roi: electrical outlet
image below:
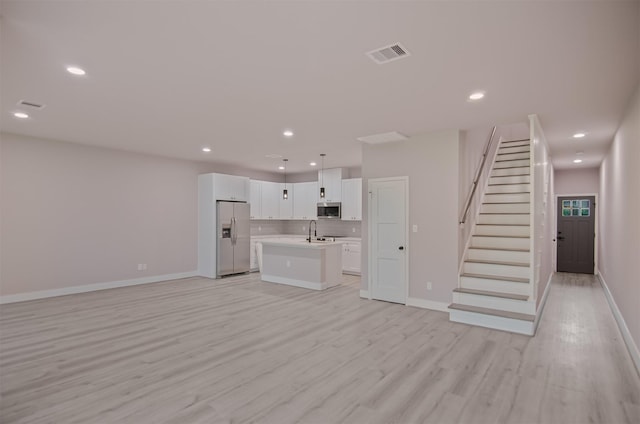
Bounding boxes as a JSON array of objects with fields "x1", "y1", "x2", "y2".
[
  {"x1": 137, "y1": 264, "x2": 143, "y2": 271},
  {"x1": 352, "y1": 227, "x2": 356, "y2": 233},
  {"x1": 302, "y1": 226, "x2": 306, "y2": 231},
  {"x1": 142, "y1": 264, "x2": 147, "y2": 271},
  {"x1": 413, "y1": 224, "x2": 418, "y2": 233},
  {"x1": 286, "y1": 260, "x2": 291, "y2": 268},
  {"x1": 258, "y1": 225, "x2": 262, "y2": 232},
  {"x1": 427, "y1": 281, "x2": 432, "y2": 291}
]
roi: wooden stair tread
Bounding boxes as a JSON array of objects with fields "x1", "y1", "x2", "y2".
[
  {"x1": 495, "y1": 158, "x2": 530, "y2": 162},
  {"x1": 468, "y1": 246, "x2": 530, "y2": 252},
  {"x1": 476, "y1": 223, "x2": 530, "y2": 227},
  {"x1": 465, "y1": 259, "x2": 530, "y2": 267},
  {"x1": 482, "y1": 202, "x2": 530, "y2": 205},
  {"x1": 453, "y1": 288, "x2": 529, "y2": 301},
  {"x1": 488, "y1": 182, "x2": 530, "y2": 186},
  {"x1": 500, "y1": 138, "x2": 531, "y2": 145},
  {"x1": 461, "y1": 273, "x2": 529, "y2": 283},
  {"x1": 491, "y1": 165, "x2": 531, "y2": 170},
  {"x1": 490, "y1": 173, "x2": 530, "y2": 177},
  {"x1": 448, "y1": 303, "x2": 535, "y2": 322},
  {"x1": 472, "y1": 234, "x2": 530, "y2": 239},
  {"x1": 485, "y1": 192, "x2": 530, "y2": 195},
  {"x1": 479, "y1": 212, "x2": 530, "y2": 215}
]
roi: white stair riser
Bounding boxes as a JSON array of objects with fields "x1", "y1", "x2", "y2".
[
  {"x1": 475, "y1": 225, "x2": 530, "y2": 237},
  {"x1": 453, "y1": 293, "x2": 536, "y2": 315},
  {"x1": 484, "y1": 193, "x2": 530, "y2": 203},
  {"x1": 498, "y1": 146, "x2": 530, "y2": 155},
  {"x1": 481, "y1": 203, "x2": 530, "y2": 214},
  {"x1": 486, "y1": 184, "x2": 530, "y2": 194},
  {"x1": 467, "y1": 248, "x2": 530, "y2": 263},
  {"x1": 493, "y1": 159, "x2": 530, "y2": 169},
  {"x1": 496, "y1": 152, "x2": 530, "y2": 161},
  {"x1": 491, "y1": 167, "x2": 530, "y2": 177},
  {"x1": 449, "y1": 309, "x2": 534, "y2": 335},
  {"x1": 471, "y1": 236, "x2": 530, "y2": 250},
  {"x1": 478, "y1": 214, "x2": 530, "y2": 225},
  {"x1": 500, "y1": 141, "x2": 530, "y2": 149},
  {"x1": 463, "y1": 262, "x2": 530, "y2": 279},
  {"x1": 460, "y1": 276, "x2": 530, "y2": 295},
  {"x1": 489, "y1": 175, "x2": 530, "y2": 185}
]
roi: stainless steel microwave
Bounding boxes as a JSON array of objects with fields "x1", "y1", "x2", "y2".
[{"x1": 317, "y1": 202, "x2": 341, "y2": 219}]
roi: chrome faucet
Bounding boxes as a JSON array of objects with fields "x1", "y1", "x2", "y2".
[{"x1": 308, "y1": 220, "x2": 317, "y2": 243}]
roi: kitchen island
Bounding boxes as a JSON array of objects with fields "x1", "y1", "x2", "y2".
[{"x1": 260, "y1": 239, "x2": 343, "y2": 290}]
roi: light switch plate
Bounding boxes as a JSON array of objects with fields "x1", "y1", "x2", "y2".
[{"x1": 412, "y1": 224, "x2": 418, "y2": 233}]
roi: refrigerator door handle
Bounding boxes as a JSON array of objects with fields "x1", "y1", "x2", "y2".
[{"x1": 231, "y1": 217, "x2": 237, "y2": 245}]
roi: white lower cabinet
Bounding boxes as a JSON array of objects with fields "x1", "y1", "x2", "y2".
[
  {"x1": 250, "y1": 239, "x2": 259, "y2": 272},
  {"x1": 342, "y1": 241, "x2": 361, "y2": 275}
]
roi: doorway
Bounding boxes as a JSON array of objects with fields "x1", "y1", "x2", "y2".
[
  {"x1": 368, "y1": 177, "x2": 408, "y2": 304},
  {"x1": 557, "y1": 195, "x2": 595, "y2": 274}
]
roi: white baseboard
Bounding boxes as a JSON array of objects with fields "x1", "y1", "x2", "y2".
[
  {"x1": 359, "y1": 290, "x2": 370, "y2": 299},
  {"x1": 0, "y1": 271, "x2": 199, "y2": 304},
  {"x1": 532, "y1": 272, "x2": 553, "y2": 335},
  {"x1": 598, "y1": 273, "x2": 640, "y2": 376},
  {"x1": 406, "y1": 297, "x2": 450, "y2": 313}
]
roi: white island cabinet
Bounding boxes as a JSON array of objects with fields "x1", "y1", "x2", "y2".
[{"x1": 261, "y1": 240, "x2": 343, "y2": 290}]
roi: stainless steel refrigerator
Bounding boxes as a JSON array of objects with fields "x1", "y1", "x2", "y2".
[{"x1": 216, "y1": 201, "x2": 250, "y2": 277}]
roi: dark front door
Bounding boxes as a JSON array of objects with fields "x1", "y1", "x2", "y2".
[{"x1": 557, "y1": 196, "x2": 595, "y2": 274}]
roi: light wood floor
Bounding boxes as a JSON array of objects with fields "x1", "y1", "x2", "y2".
[{"x1": 1, "y1": 272, "x2": 639, "y2": 424}]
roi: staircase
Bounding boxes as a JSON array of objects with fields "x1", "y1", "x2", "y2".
[{"x1": 450, "y1": 138, "x2": 536, "y2": 335}]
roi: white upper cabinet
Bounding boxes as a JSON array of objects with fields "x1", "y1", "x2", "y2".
[
  {"x1": 317, "y1": 168, "x2": 343, "y2": 202},
  {"x1": 249, "y1": 180, "x2": 262, "y2": 219},
  {"x1": 341, "y1": 178, "x2": 362, "y2": 221},
  {"x1": 214, "y1": 173, "x2": 249, "y2": 201},
  {"x1": 260, "y1": 181, "x2": 280, "y2": 219},
  {"x1": 293, "y1": 181, "x2": 318, "y2": 220},
  {"x1": 279, "y1": 183, "x2": 294, "y2": 219}
]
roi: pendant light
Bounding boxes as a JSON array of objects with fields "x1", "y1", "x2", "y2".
[
  {"x1": 282, "y1": 159, "x2": 289, "y2": 200},
  {"x1": 319, "y1": 153, "x2": 326, "y2": 199}
]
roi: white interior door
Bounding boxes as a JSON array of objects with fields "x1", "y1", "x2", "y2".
[{"x1": 369, "y1": 177, "x2": 408, "y2": 304}]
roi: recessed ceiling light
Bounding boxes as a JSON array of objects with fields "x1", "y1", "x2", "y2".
[
  {"x1": 202, "y1": 147, "x2": 211, "y2": 153},
  {"x1": 310, "y1": 162, "x2": 317, "y2": 166},
  {"x1": 468, "y1": 91, "x2": 485, "y2": 101},
  {"x1": 66, "y1": 66, "x2": 86, "y2": 76},
  {"x1": 265, "y1": 154, "x2": 283, "y2": 159},
  {"x1": 13, "y1": 112, "x2": 29, "y2": 119},
  {"x1": 573, "y1": 159, "x2": 583, "y2": 163},
  {"x1": 573, "y1": 132, "x2": 586, "y2": 138},
  {"x1": 283, "y1": 130, "x2": 294, "y2": 137},
  {"x1": 278, "y1": 166, "x2": 285, "y2": 170}
]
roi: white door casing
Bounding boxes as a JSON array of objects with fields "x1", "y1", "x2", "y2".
[{"x1": 368, "y1": 177, "x2": 409, "y2": 304}]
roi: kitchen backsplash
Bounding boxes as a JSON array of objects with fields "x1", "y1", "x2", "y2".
[
  {"x1": 251, "y1": 219, "x2": 362, "y2": 238},
  {"x1": 250, "y1": 220, "x2": 285, "y2": 236},
  {"x1": 284, "y1": 220, "x2": 362, "y2": 238}
]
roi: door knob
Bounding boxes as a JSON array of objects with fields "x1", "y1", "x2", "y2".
[
  {"x1": 557, "y1": 236, "x2": 565, "y2": 240},
  {"x1": 399, "y1": 246, "x2": 404, "y2": 250}
]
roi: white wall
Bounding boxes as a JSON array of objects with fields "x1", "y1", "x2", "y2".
[
  {"x1": 361, "y1": 129, "x2": 460, "y2": 305},
  {"x1": 554, "y1": 168, "x2": 599, "y2": 195},
  {"x1": 529, "y1": 115, "x2": 555, "y2": 306},
  {"x1": 0, "y1": 133, "x2": 279, "y2": 297},
  {"x1": 598, "y1": 85, "x2": 640, "y2": 363}
]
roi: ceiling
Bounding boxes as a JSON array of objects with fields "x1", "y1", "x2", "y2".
[{"x1": 1, "y1": 1, "x2": 638, "y2": 173}]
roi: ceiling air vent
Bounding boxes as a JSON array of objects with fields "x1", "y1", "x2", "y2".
[
  {"x1": 366, "y1": 43, "x2": 410, "y2": 64},
  {"x1": 17, "y1": 100, "x2": 45, "y2": 109}
]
